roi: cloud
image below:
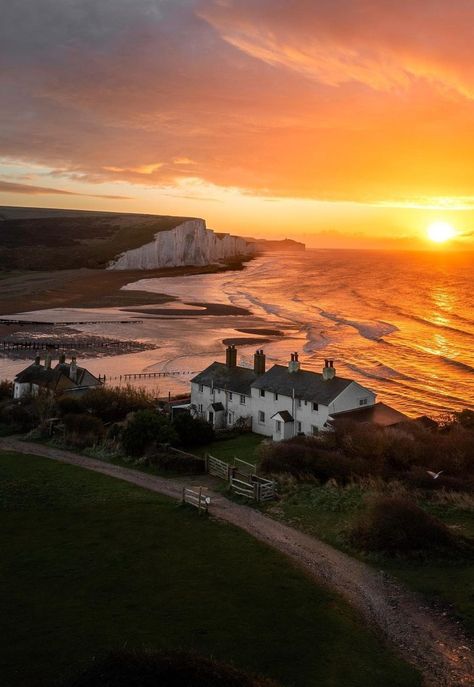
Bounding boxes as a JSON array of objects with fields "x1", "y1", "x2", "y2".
[
  {"x1": 0, "y1": 180, "x2": 132, "y2": 200},
  {"x1": 1, "y1": 0, "x2": 474, "y2": 206}
]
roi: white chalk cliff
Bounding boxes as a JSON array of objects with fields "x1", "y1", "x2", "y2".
[{"x1": 108, "y1": 219, "x2": 255, "y2": 270}]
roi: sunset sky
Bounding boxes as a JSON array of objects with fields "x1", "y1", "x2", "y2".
[{"x1": 2, "y1": 0, "x2": 474, "y2": 248}]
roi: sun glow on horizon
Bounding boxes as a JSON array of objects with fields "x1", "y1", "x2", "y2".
[{"x1": 427, "y1": 221, "x2": 457, "y2": 243}]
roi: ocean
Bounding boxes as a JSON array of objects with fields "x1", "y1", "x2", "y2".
[{"x1": 2, "y1": 250, "x2": 473, "y2": 417}]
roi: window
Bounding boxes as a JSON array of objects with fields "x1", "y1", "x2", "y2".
[
  {"x1": 296, "y1": 398, "x2": 302, "y2": 407},
  {"x1": 228, "y1": 411, "x2": 234, "y2": 424},
  {"x1": 297, "y1": 421, "x2": 302, "y2": 433},
  {"x1": 359, "y1": 398, "x2": 368, "y2": 406},
  {"x1": 199, "y1": 384, "x2": 204, "y2": 393},
  {"x1": 198, "y1": 404, "x2": 203, "y2": 413},
  {"x1": 276, "y1": 420, "x2": 282, "y2": 433},
  {"x1": 274, "y1": 392, "x2": 279, "y2": 401},
  {"x1": 311, "y1": 425, "x2": 318, "y2": 435},
  {"x1": 312, "y1": 402, "x2": 319, "y2": 412},
  {"x1": 217, "y1": 388, "x2": 221, "y2": 394},
  {"x1": 258, "y1": 410, "x2": 265, "y2": 424},
  {"x1": 240, "y1": 395, "x2": 246, "y2": 404},
  {"x1": 260, "y1": 389, "x2": 265, "y2": 397},
  {"x1": 229, "y1": 392, "x2": 233, "y2": 400}
]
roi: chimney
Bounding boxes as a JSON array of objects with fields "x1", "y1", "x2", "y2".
[
  {"x1": 288, "y1": 351, "x2": 300, "y2": 374},
  {"x1": 70, "y1": 355, "x2": 78, "y2": 383},
  {"x1": 322, "y1": 359, "x2": 336, "y2": 381},
  {"x1": 225, "y1": 344, "x2": 237, "y2": 369},
  {"x1": 44, "y1": 353, "x2": 52, "y2": 370},
  {"x1": 34, "y1": 355, "x2": 41, "y2": 366},
  {"x1": 253, "y1": 349, "x2": 266, "y2": 375},
  {"x1": 59, "y1": 352, "x2": 66, "y2": 365}
]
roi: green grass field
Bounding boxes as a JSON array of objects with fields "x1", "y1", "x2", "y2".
[
  {"x1": 196, "y1": 433, "x2": 265, "y2": 465},
  {"x1": 271, "y1": 482, "x2": 474, "y2": 635},
  {"x1": 0, "y1": 451, "x2": 420, "y2": 687}
]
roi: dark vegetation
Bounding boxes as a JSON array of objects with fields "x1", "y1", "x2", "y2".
[
  {"x1": 0, "y1": 452, "x2": 419, "y2": 687},
  {"x1": 0, "y1": 211, "x2": 193, "y2": 269},
  {"x1": 258, "y1": 415, "x2": 474, "y2": 492},
  {"x1": 349, "y1": 496, "x2": 472, "y2": 558},
  {"x1": 63, "y1": 649, "x2": 280, "y2": 687}
]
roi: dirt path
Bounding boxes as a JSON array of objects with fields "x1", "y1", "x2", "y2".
[{"x1": 1, "y1": 437, "x2": 473, "y2": 687}]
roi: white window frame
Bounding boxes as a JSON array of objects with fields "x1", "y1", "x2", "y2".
[
  {"x1": 258, "y1": 410, "x2": 265, "y2": 424},
  {"x1": 312, "y1": 402, "x2": 319, "y2": 412},
  {"x1": 311, "y1": 425, "x2": 318, "y2": 435},
  {"x1": 240, "y1": 395, "x2": 246, "y2": 405},
  {"x1": 199, "y1": 384, "x2": 204, "y2": 393},
  {"x1": 260, "y1": 389, "x2": 265, "y2": 397},
  {"x1": 297, "y1": 421, "x2": 302, "y2": 433},
  {"x1": 276, "y1": 420, "x2": 282, "y2": 433},
  {"x1": 359, "y1": 398, "x2": 368, "y2": 406}
]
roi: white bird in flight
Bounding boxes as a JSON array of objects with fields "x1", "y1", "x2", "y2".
[{"x1": 427, "y1": 470, "x2": 444, "y2": 479}]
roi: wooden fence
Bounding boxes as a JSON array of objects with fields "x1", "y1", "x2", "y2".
[
  {"x1": 182, "y1": 487, "x2": 210, "y2": 514},
  {"x1": 205, "y1": 453, "x2": 276, "y2": 502},
  {"x1": 206, "y1": 453, "x2": 232, "y2": 481}
]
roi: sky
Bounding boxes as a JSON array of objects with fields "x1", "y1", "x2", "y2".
[{"x1": 1, "y1": 0, "x2": 474, "y2": 248}]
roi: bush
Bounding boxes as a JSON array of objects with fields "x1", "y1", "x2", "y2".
[
  {"x1": 173, "y1": 413, "x2": 214, "y2": 447},
  {"x1": 349, "y1": 496, "x2": 470, "y2": 558},
  {"x1": 81, "y1": 385, "x2": 155, "y2": 423},
  {"x1": 258, "y1": 436, "x2": 369, "y2": 484},
  {"x1": 0, "y1": 402, "x2": 36, "y2": 433},
  {"x1": 63, "y1": 649, "x2": 280, "y2": 687},
  {"x1": 121, "y1": 410, "x2": 178, "y2": 457},
  {"x1": 0, "y1": 379, "x2": 13, "y2": 400},
  {"x1": 56, "y1": 395, "x2": 84, "y2": 416},
  {"x1": 63, "y1": 413, "x2": 105, "y2": 449},
  {"x1": 147, "y1": 449, "x2": 206, "y2": 474}
]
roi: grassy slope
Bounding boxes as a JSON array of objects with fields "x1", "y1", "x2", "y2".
[
  {"x1": 270, "y1": 482, "x2": 474, "y2": 636},
  {"x1": 0, "y1": 451, "x2": 420, "y2": 687},
  {"x1": 0, "y1": 209, "x2": 195, "y2": 270},
  {"x1": 195, "y1": 433, "x2": 265, "y2": 465}
]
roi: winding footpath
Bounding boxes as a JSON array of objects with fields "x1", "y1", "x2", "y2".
[{"x1": 1, "y1": 436, "x2": 473, "y2": 687}]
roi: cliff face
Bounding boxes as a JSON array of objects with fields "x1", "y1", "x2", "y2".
[{"x1": 108, "y1": 219, "x2": 255, "y2": 270}]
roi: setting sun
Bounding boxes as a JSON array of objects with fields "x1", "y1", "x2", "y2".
[{"x1": 427, "y1": 221, "x2": 457, "y2": 243}]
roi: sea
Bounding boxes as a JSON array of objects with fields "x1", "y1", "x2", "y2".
[{"x1": 1, "y1": 250, "x2": 474, "y2": 417}]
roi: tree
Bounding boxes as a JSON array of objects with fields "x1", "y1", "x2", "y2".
[
  {"x1": 173, "y1": 413, "x2": 214, "y2": 447},
  {"x1": 122, "y1": 410, "x2": 177, "y2": 457}
]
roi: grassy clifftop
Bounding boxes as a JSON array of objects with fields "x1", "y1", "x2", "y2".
[{"x1": 0, "y1": 207, "x2": 196, "y2": 270}]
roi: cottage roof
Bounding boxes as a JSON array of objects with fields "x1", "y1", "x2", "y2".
[
  {"x1": 191, "y1": 362, "x2": 257, "y2": 396},
  {"x1": 329, "y1": 402, "x2": 408, "y2": 427},
  {"x1": 211, "y1": 402, "x2": 225, "y2": 412},
  {"x1": 271, "y1": 410, "x2": 294, "y2": 423},
  {"x1": 15, "y1": 360, "x2": 100, "y2": 391},
  {"x1": 251, "y1": 364, "x2": 353, "y2": 405}
]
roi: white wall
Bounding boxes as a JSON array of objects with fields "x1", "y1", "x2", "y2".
[
  {"x1": 13, "y1": 382, "x2": 39, "y2": 399},
  {"x1": 191, "y1": 378, "x2": 376, "y2": 440}
]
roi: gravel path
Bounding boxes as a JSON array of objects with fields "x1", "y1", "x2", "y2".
[{"x1": 1, "y1": 437, "x2": 473, "y2": 687}]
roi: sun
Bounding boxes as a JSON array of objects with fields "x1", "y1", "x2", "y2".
[{"x1": 427, "y1": 221, "x2": 457, "y2": 243}]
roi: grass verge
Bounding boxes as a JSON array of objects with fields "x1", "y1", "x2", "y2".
[{"x1": 0, "y1": 450, "x2": 420, "y2": 687}]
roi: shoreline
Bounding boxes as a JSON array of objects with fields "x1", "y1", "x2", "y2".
[{"x1": 0, "y1": 257, "x2": 251, "y2": 317}]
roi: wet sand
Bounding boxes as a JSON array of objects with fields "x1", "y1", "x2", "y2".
[
  {"x1": 124, "y1": 302, "x2": 251, "y2": 317},
  {"x1": 0, "y1": 261, "x2": 248, "y2": 316}
]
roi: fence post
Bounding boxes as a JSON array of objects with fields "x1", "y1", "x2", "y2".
[
  {"x1": 198, "y1": 487, "x2": 202, "y2": 515},
  {"x1": 182, "y1": 487, "x2": 186, "y2": 504}
]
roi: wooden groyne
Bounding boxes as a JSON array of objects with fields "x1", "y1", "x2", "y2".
[
  {"x1": 0, "y1": 319, "x2": 144, "y2": 326},
  {"x1": 1, "y1": 340, "x2": 139, "y2": 352},
  {"x1": 98, "y1": 370, "x2": 199, "y2": 382}
]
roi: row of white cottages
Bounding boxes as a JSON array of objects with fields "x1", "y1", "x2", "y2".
[{"x1": 190, "y1": 346, "x2": 407, "y2": 441}]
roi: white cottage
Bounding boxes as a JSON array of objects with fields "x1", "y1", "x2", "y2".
[{"x1": 190, "y1": 346, "x2": 377, "y2": 440}]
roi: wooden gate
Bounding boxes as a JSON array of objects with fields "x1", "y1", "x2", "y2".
[
  {"x1": 182, "y1": 487, "x2": 210, "y2": 514},
  {"x1": 206, "y1": 453, "x2": 231, "y2": 481}
]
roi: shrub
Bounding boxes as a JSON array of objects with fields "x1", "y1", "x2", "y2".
[
  {"x1": 63, "y1": 649, "x2": 280, "y2": 687},
  {"x1": 0, "y1": 402, "x2": 36, "y2": 433},
  {"x1": 56, "y1": 395, "x2": 84, "y2": 416},
  {"x1": 0, "y1": 379, "x2": 13, "y2": 400},
  {"x1": 121, "y1": 410, "x2": 178, "y2": 457},
  {"x1": 173, "y1": 413, "x2": 214, "y2": 447},
  {"x1": 81, "y1": 385, "x2": 155, "y2": 423},
  {"x1": 63, "y1": 413, "x2": 105, "y2": 449},
  {"x1": 258, "y1": 436, "x2": 369, "y2": 484},
  {"x1": 349, "y1": 496, "x2": 470, "y2": 557},
  {"x1": 147, "y1": 449, "x2": 206, "y2": 474}
]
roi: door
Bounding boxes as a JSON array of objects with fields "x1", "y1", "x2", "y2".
[{"x1": 208, "y1": 411, "x2": 214, "y2": 425}]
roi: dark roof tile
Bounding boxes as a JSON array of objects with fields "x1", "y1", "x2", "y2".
[
  {"x1": 252, "y1": 365, "x2": 353, "y2": 405},
  {"x1": 191, "y1": 362, "x2": 257, "y2": 396}
]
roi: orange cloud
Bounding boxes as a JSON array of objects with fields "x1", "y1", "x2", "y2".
[{"x1": 1, "y1": 0, "x2": 474, "y2": 214}]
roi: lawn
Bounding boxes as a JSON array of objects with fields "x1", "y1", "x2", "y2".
[
  {"x1": 0, "y1": 451, "x2": 420, "y2": 687},
  {"x1": 269, "y1": 481, "x2": 474, "y2": 635},
  {"x1": 195, "y1": 432, "x2": 265, "y2": 465}
]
